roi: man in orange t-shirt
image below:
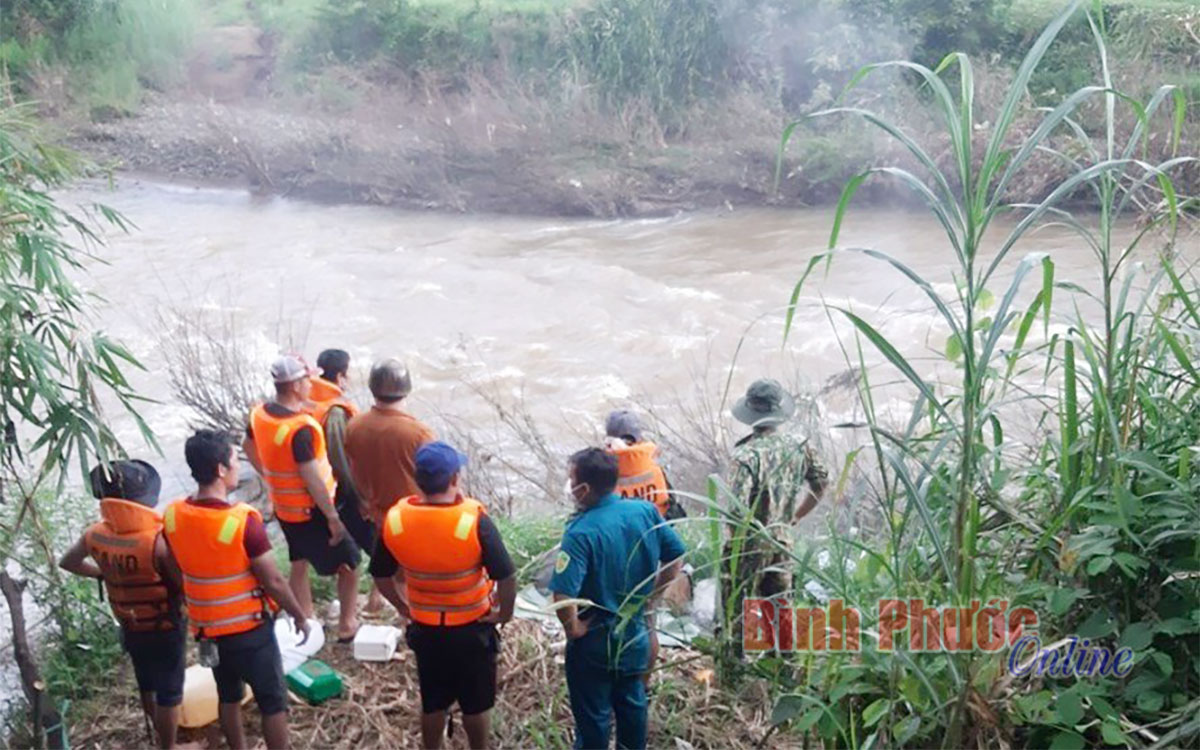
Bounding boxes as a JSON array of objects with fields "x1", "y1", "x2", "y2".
[{"x1": 344, "y1": 358, "x2": 436, "y2": 523}]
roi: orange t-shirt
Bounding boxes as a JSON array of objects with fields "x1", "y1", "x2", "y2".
[{"x1": 344, "y1": 406, "x2": 436, "y2": 520}]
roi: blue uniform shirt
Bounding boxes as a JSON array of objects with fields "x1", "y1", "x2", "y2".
[{"x1": 549, "y1": 493, "x2": 686, "y2": 627}]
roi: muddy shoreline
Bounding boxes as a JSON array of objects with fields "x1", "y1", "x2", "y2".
[{"x1": 61, "y1": 94, "x2": 876, "y2": 218}]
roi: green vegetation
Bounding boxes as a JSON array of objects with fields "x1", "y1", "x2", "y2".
[
  {"x1": 0, "y1": 102, "x2": 150, "y2": 745},
  {"x1": 4, "y1": 0, "x2": 1197, "y2": 127},
  {"x1": 1, "y1": 0, "x2": 1197, "y2": 205},
  {"x1": 706, "y1": 1, "x2": 1198, "y2": 746},
  {"x1": 1, "y1": 0, "x2": 195, "y2": 114}
]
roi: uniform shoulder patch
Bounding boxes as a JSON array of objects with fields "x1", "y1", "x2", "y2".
[{"x1": 554, "y1": 550, "x2": 571, "y2": 574}]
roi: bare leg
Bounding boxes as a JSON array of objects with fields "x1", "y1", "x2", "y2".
[
  {"x1": 154, "y1": 703, "x2": 179, "y2": 749},
  {"x1": 462, "y1": 711, "x2": 491, "y2": 750},
  {"x1": 289, "y1": 559, "x2": 313, "y2": 619},
  {"x1": 420, "y1": 710, "x2": 447, "y2": 750},
  {"x1": 336, "y1": 564, "x2": 360, "y2": 639},
  {"x1": 218, "y1": 703, "x2": 246, "y2": 750},
  {"x1": 364, "y1": 583, "x2": 384, "y2": 616},
  {"x1": 261, "y1": 710, "x2": 290, "y2": 750},
  {"x1": 139, "y1": 691, "x2": 155, "y2": 722}
]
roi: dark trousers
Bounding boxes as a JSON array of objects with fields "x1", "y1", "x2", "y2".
[{"x1": 565, "y1": 624, "x2": 650, "y2": 750}]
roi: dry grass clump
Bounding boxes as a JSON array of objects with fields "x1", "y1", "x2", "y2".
[{"x1": 67, "y1": 619, "x2": 774, "y2": 749}]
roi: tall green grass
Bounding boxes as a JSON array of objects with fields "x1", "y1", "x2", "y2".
[
  {"x1": 704, "y1": 0, "x2": 1200, "y2": 746},
  {"x1": 0, "y1": 0, "x2": 195, "y2": 113}
]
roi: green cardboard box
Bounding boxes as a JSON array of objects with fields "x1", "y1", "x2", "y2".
[{"x1": 285, "y1": 659, "x2": 343, "y2": 704}]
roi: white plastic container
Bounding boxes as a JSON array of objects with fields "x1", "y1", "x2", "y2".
[{"x1": 353, "y1": 624, "x2": 403, "y2": 662}]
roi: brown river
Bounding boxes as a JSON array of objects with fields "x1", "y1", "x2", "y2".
[{"x1": 60, "y1": 176, "x2": 1158, "y2": 497}]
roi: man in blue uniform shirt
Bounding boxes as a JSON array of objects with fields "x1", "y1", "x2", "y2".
[{"x1": 550, "y1": 448, "x2": 686, "y2": 750}]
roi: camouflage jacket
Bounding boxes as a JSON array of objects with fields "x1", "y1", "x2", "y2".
[{"x1": 728, "y1": 431, "x2": 829, "y2": 536}]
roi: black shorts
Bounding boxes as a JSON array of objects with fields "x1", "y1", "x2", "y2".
[
  {"x1": 279, "y1": 512, "x2": 361, "y2": 576},
  {"x1": 212, "y1": 622, "x2": 288, "y2": 715},
  {"x1": 406, "y1": 622, "x2": 499, "y2": 715},
  {"x1": 335, "y1": 487, "x2": 377, "y2": 552},
  {"x1": 123, "y1": 626, "x2": 186, "y2": 707}
]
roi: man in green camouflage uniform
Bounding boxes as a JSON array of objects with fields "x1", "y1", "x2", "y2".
[{"x1": 721, "y1": 379, "x2": 829, "y2": 663}]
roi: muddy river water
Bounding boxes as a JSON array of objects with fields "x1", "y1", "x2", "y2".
[{"x1": 55, "y1": 176, "x2": 1154, "y2": 499}]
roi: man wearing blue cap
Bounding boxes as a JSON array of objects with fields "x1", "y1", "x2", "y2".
[{"x1": 371, "y1": 441, "x2": 517, "y2": 750}]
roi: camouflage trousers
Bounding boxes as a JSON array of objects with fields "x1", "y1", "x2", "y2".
[{"x1": 717, "y1": 532, "x2": 792, "y2": 667}]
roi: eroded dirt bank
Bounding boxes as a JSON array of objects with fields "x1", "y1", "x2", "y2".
[
  {"x1": 55, "y1": 24, "x2": 867, "y2": 217},
  {"x1": 68, "y1": 93, "x2": 817, "y2": 217}
]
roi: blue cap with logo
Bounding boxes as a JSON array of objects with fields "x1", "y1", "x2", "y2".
[{"x1": 415, "y1": 441, "x2": 468, "y2": 489}]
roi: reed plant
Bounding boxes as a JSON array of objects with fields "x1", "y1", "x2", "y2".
[{"x1": 691, "y1": 0, "x2": 1200, "y2": 746}]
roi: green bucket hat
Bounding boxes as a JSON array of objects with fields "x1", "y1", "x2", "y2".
[{"x1": 732, "y1": 378, "x2": 795, "y2": 427}]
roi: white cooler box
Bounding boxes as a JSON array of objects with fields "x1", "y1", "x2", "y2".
[{"x1": 353, "y1": 624, "x2": 403, "y2": 661}]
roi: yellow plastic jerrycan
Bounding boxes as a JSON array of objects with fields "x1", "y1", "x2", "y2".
[{"x1": 179, "y1": 665, "x2": 251, "y2": 728}]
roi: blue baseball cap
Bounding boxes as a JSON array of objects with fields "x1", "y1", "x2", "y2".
[{"x1": 414, "y1": 441, "x2": 467, "y2": 489}]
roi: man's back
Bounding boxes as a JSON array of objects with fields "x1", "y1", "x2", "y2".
[
  {"x1": 552, "y1": 495, "x2": 684, "y2": 626},
  {"x1": 730, "y1": 431, "x2": 828, "y2": 529},
  {"x1": 344, "y1": 406, "x2": 434, "y2": 518}
]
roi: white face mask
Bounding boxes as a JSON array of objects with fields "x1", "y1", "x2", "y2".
[{"x1": 565, "y1": 479, "x2": 590, "y2": 505}]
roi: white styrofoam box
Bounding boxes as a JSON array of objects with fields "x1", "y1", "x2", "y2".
[{"x1": 353, "y1": 624, "x2": 403, "y2": 662}]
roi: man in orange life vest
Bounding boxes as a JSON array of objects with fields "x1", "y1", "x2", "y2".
[
  {"x1": 603, "y1": 409, "x2": 682, "y2": 520},
  {"x1": 371, "y1": 441, "x2": 518, "y2": 750},
  {"x1": 60, "y1": 460, "x2": 184, "y2": 749},
  {"x1": 603, "y1": 409, "x2": 687, "y2": 689},
  {"x1": 308, "y1": 348, "x2": 383, "y2": 613},
  {"x1": 165, "y1": 429, "x2": 311, "y2": 750},
  {"x1": 244, "y1": 355, "x2": 361, "y2": 642}
]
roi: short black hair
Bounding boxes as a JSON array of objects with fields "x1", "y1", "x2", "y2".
[
  {"x1": 186, "y1": 429, "x2": 234, "y2": 485},
  {"x1": 569, "y1": 447, "x2": 619, "y2": 496},
  {"x1": 317, "y1": 349, "x2": 350, "y2": 382},
  {"x1": 416, "y1": 470, "x2": 456, "y2": 496}
]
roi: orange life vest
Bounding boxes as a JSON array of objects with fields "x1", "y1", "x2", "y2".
[
  {"x1": 381, "y1": 496, "x2": 495, "y2": 627},
  {"x1": 164, "y1": 500, "x2": 278, "y2": 638},
  {"x1": 307, "y1": 376, "x2": 358, "y2": 428},
  {"x1": 249, "y1": 403, "x2": 336, "y2": 523},
  {"x1": 83, "y1": 499, "x2": 176, "y2": 633},
  {"x1": 608, "y1": 441, "x2": 671, "y2": 517}
]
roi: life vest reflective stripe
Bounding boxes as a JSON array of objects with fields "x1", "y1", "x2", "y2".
[
  {"x1": 183, "y1": 571, "x2": 255, "y2": 586},
  {"x1": 306, "y1": 377, "x2": 358, "y2": 429},
  {"x1": 380, "y1": 496, "x2": 494, "y2": 627},
  {"x1": 249, "y1": 404, "x2": 336, "y2": 523},
  {"x1": 84, "y1": 499, "x2": 176, "y2": 633},
  {"x1": 405, "y1": 566, "x2": 484, "y2": 581},
  {"x1": 608, "y1": 441, "x2": 671, "y2": 517},
  {"x1": 164, "y1": 501, "x2": 278, "y2": 638},
  {"x1": 617, "y1": 470, "x2": 658, "y2": 488}
]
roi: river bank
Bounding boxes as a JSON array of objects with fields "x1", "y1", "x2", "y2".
[
  {"x1": 64, "y1": 91, "x2": 799, "y2": 217},
  {"x1": 8, "y1": 0, "x2": 1192, "y2": 217},
  {"x1": 61, "y1": 618, "x2": 751, "y2": 749}
]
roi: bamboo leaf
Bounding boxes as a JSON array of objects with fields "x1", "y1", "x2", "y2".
[
  {"x1": 833, "y1": 307, "x2": 955, "y2": 429},
  {"x1": 829, "y1": 173, "x2": 870, "y2": 248},
  {"x1": 783, "y1": 252, "x2": 834, "y2": 343},
  {"x1": 1171, "y1": 88, "x2": 1186, "y2": 156}
]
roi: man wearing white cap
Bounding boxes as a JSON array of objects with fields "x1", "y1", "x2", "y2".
[{"x1": 244, "y1": 355, "x2": 361, "y2": 642}]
